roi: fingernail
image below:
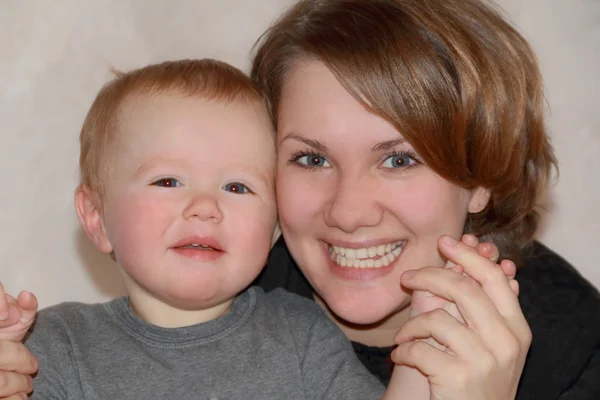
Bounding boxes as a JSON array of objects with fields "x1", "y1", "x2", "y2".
[
  {"x1": 441, "y1": 235, "x2": 458, "y2": 247},
  {"x1": 0, "y1": 310, "x2": 8, "y2": 321},
  {"x1": 403, "y1": 270, "x2": 416, "y2": 279}
]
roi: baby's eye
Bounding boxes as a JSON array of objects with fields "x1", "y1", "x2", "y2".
[
  {"x1": 223, "y1": 182, "x2": 250, "y2": 194},
  {"x1": 295, "y1": 154, "x2": 331, "y2": 168},
  {"x1": 151, "y1": 178, "x2": 181, "y2": 187},
  {"x1": 381, "y1": 152, "x2": 418, "y2": 169}
]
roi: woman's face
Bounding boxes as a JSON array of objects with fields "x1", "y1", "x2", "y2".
[{"x1": 276, "y1": 61, "x2": 489, "y2": 324}]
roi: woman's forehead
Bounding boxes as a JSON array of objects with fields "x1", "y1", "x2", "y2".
[{"x1": 277, "y1": 61, "x2": 404, "y2": 144}]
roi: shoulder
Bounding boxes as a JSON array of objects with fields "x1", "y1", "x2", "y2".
[
  {"x1": 518, "y1": 241, "x2": 600, "y2": 329},
  {"x1": 516, "y1": 242, "x2": 600, "y2": 398},
  {"x1": 30, "y1": 299, "x2": 121, "y2": 339}
]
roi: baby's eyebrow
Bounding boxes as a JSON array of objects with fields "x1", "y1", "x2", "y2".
[
  {"x1": 133, "y1": 157, "x2": 185, "y2": 178},
  {"x1": 371, "y1": 138, "x2": 407, "y2": 152},
  {"x1": 279, "y1": 133, "x2": 328, "y2": 152}
]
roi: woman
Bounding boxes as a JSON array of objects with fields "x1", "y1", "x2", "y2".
[
  {"x1": 1, "y1": 0, "x2": 598, "y2": 398},
  {"x1": 251, "y1": 0, "x2": 600, "y2": 398}
]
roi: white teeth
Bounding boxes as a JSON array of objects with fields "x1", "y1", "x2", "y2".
[
  {"x1": 346, "y1": 248, "x2": 356, "y2": 260},
  {"x1": 356, "y1": 248, "x2": 368, "y2": 259},
  {"x1": 329, "y1": 241, "x2": 404, "y2": 268}
]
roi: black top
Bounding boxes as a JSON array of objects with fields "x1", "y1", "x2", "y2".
[{"x1": 255, "y1": 238, "x2": 600, "y2": 399}]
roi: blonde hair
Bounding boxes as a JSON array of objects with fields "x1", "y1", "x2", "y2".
[
  {"x1": 79, "y1": 59, "x2": 264, "y2": 204},
  {"x1": 252, "y1": 0, "x2": 557, "y2": 263}
]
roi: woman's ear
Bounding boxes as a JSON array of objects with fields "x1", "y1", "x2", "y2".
[
  {"x1": 75, "y1": 185, "x2": 113, "y2": 254},
  {"x1": 468, "y1": 186, "x2": 491, "y2": 214}
]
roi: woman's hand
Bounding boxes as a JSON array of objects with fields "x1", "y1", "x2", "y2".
[
  {"x1": 0, "y1": 340, "x2": 37, "y2": 399},
  {"x1": 0, "y1": 284, "x2": 38, "y2": 342},
  {"x1": 410, "y1": 234, "x2": 518, "y2": 335},
  {"x1": 392, "y1": 235, "x2": 531, "y2": 400},
  {"x1": 0, "y1": 284, "x2": 38, "y2": 399}
]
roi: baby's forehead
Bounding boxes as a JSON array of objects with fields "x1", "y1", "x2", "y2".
[
  {"x1": 117, "y1": 92, "x2": 271, "y2": 134},
  {"x1": 113, "y1": 92, "x2": 276, "y2": 167}
]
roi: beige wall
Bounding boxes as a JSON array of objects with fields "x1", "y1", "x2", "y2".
[{"x1": 1, "y1": 0, "x2": 598, "y2": 309}]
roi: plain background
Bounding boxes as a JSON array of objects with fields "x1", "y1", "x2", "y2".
[{"x1": 1, "y1": 0, "x2": 598, "y2": 309}]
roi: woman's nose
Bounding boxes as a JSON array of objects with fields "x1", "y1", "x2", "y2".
[
  {"x1": 182, "y1": 193, "x2": 224, "y2": 223},
  {"x1": 324, "y1": 173, "x2": 383, "y2": 233}
]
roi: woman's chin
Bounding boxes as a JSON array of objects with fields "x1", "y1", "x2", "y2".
[{"x1": 321, "y1": 290, "x2": 411, "y2": 326}]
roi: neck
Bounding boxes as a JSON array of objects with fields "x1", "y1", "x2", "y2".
[
  {"x1": 128, "y1": 294, "x2": 233, "y2": 328},
  {"x1": 314, "y1": 293, "x2": 411, "y2": 347},
  {"x1": 121, "y1": 272, "x2": 233, "y2": 328}
]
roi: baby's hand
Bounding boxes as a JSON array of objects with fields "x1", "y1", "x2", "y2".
[{"x1": 0, "y1": 283, "x2": 38, "y2": 342}]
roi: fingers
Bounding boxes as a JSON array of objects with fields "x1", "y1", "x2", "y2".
[
  {"x1": 395, "y1": 309, "x2": 488, "y2": 361},
  {"x1": 437, "y1": 235, "x2": 521, "y2": 318},
  {"x1": 0, "y1": 342, "x2": 35, "y2": 397},
  {"x1": 0, "y1": 283, "x2": 8, "y2": 322},
  {"x1": 475, "y1": 241, "x2": 499, "y2": 263},
  {"x1": 460, "y1": 236, "x2": 519, "y2": 295},
  {"x1": 392, "y1": 339, "x2": 454, "y2": 377},
  {"x1": 461, "y1": 234, "x2": 500, "y2": 263},
  {"x1": 3, "y1": 392, "x2": 29, "y2": 399},
  {"x1": 460, "y1": 234, "x2": 479, "y2": 248},
  {"x1": 401, "y1": 267, "x2": 510, "y2": 342},
  {"x1": 509, "y1": 278, "x2": 519, "y2": 296},
  {"x1": 0, "y1": 341, "x2": 38, "y2": 375},
  {"x1": 402, "y1": 264, "x2": 531, "y2": 356},
  {"x1": 0, "y1": 372, "x2": 32, "y2": 398},
  {"x1": 500, "y1": 259, "x2": 517, "y2": 280},
  {"x1": 16, "y1": 292, "x2": 37, "y2": 326}
]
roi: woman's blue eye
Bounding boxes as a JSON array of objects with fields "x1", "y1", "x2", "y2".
[
  {"x1": 223, "y1": 182, "x2": 250, "y2": 194},
  {"x1": 152, "y1": 178, "x2": 181, "y2": 187},
  {"x1": 381, "y1": 153, "x2": 417, "y2": 169},
  {"x1": 296, "y1": 154, "x2": 331, "y2": 168}
]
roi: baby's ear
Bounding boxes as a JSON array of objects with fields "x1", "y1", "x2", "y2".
[
  {"x1": 271, "y1": 221, "x2": 282, "y2": 248},
  {"x1": 75, "y1": 185, "x2": 113, "y2": 254}
]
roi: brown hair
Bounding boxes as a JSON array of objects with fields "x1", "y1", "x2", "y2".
[
  {"x1": 252, "y1": 0, "x2": 557, "y2": 264},
  {"x1": 79, "y1": 58, "x2": 264, "y2": 205}
]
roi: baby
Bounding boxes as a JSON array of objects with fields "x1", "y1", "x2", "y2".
[{"x1": 0, "y1": 59, "x2": 387, "y2": 399}]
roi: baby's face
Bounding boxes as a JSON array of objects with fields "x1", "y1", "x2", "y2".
[{"x1": 99, "y1": 93, "x2": 277, "y2": 313}]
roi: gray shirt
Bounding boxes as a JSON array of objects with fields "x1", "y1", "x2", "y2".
[{"x1": 26, "y1": 286, "x2": 385, "y2": 399}]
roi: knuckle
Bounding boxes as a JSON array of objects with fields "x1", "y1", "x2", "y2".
[
  {"x1": 499, "y1": 334, "x2": 522, "y2": 364},
  {"x1": 521, "y1": 325, "x2": 533, "y2": 348},
  {"x1": 428, "y1": 308, "x2": 449, "y2": 322},
  {"x1": 478, "y1": 352, "x2": 497, "y2": 374},
  {"x1": 453, "y1": 367, "x2": 470, "y2": 389},
  {"x1": 405, "y1": 341, "x2": 421, "y2": 360}
]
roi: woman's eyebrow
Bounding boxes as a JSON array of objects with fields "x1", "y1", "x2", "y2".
[
  {"x1": 279, "y1": 133, "x2": 328, "y2": 152},
  {"x1": 372, "y1": 138, "x2": 407, "y2": 152}
]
